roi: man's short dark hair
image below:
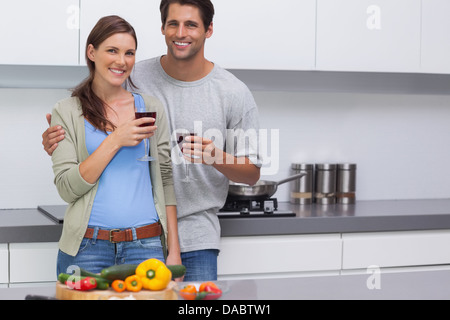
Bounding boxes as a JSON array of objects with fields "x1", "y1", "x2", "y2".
[{"x1": 160, "y1": 0, "x2": 215, "y2": 30}]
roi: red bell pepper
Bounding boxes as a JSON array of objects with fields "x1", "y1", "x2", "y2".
[
  {"x1": 199, "y1": 281, "x2": 222, "y2": 300},
  {"x1": 66, "y1": 277, "x2": 97, "y2": 291}
]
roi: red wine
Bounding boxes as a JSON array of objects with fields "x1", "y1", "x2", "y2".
[
  {"x1": 177, "y1": 133, "x2": 195, "y2": 152},
  {"x1": 135, "y1": 112, "x2": 157, "y2": 127}
]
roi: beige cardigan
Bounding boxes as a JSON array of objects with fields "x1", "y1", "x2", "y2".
[{"x1": 51, "y1": 95, "x2": 176, "y2": 256}]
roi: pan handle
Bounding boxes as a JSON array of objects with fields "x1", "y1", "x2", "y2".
[{"x1": 275, "y1": 172, "x2": 307, "y2": 186}]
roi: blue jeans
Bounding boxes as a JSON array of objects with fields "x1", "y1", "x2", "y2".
[
  {"x1": 57, "y1": 226, "x2": 165, "y2": 275},
  {"x1": 181, "y1": 249, "x2": 219, "y2": 281}
]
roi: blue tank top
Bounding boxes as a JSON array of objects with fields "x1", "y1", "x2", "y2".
[{"x1": 84, "y1": 105, "x2": 158, "y2": 229}]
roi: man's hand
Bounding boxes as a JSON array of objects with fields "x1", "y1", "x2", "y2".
[
  {"x1": 182, "y1": 135, "x2": 260, "y2": 185},
  {"x1": 42, "y1": 114, "x2": 65, "y2": 156},
  {"x1": 181, "y1": 136, "x2": 221, "y2": 165}
]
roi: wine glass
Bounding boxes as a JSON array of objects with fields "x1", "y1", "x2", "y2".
[
  {"x1": 135, "y1": 110, "x2": 157, "y2": 162},
  {"x1": 177, "y1": 132, "x2": 198, "y2": 182}
]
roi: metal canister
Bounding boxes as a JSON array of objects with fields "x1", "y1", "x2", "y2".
[
  {"x1": 336, "y1": 163, "x2": 357, "y2": 204},
  {"x1": 290, "y1": 163, "x2": 314, "y2": 205},
  {"x1": 314, "y1": 164, "x2": 337, "y2": 205}
]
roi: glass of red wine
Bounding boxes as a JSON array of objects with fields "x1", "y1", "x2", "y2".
[
  {"x1": 135, "y1": 110, "x2": 157, "y2": 162},
  {"x1": 177, "y1": 132, "x2": 198, "y2": 182}
]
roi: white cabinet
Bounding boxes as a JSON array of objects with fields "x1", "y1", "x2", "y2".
[
  {"x1": 342, "y1": 230, "x2": 450, "y2": 270},
  {"x1": 421, "y1": 0, "x2": 450, "y2": 74},
  {"x1": 207, "y1": 0, "x2": 316, "y2": 70},
  {"x1": 9, "y1": 243, "x2": 58, "y2": 284},
  {"x1": 316, "y1": 0, "x2": 421, "y2": 73},
  {"x1": 0, "y1": 245, "x2": 8, "y2": 284},
  {"x1": 0, "y1": 0, "x2": 79, "y2": 66},
  {"x1": 79, "y1": 0, "x2": 166, "y2": 64},
  {"x1": 218, "y1": 234, "x2": 342, "y2": 278}
]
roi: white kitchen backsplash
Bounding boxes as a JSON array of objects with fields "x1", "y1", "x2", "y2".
[
  {"x1": 1, "y1": 88, "x2": 450, "y2": 209},
  {"x1": 0, "y1": 88, "x2": 70, "y2": 209},
  {"x1": 255, "y1": 91, "x2": 450, "y2": 202}
]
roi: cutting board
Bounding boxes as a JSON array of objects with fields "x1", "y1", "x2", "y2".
[{"x1": 56, "y1": 281, "x2": 178, "y2": 300}]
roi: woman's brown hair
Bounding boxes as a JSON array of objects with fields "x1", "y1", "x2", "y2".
[{"x1": 72, "y1": 15, "x2": 138, "y2": 132}]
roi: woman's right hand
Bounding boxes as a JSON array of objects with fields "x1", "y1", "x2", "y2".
[
  {"x1": 110, "y1": 117, "x2": 157, "y2": 148},
  {"x1": 79, "y1": 116, "x2": 157, "y2": 185}
]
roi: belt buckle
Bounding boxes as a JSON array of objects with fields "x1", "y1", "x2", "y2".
[{"x1": 109, "y1": 229, "x2": 120, "y2": 243}]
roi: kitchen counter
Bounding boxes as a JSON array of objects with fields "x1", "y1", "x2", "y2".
[
  {"x1": 1, "y1": 199, "x2": 450, "y2": 243},
  {"x1": 2, "y1": 269, "x2": 450, "y2": 300},
  {"x1": 221, "y1": 198, "x2": 450, "y2": 236},
  {"x1": 0, "y1": 208, "x2": 62, "y2": 243}
]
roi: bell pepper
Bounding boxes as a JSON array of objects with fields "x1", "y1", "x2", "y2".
[
  {"x1": 135, "y1": 258, "x2": 172, "y2": 291},
  {"x1": 199, "y1": 281, "x2": 222, "y2": 300},
  {"x1": 179, "y1": 284, "x2": 197, "y2": 300},
  {"x1": 125, "y1": 275, "x2": 142, "y2": 292},
  {"x1": 199, "y1": 281, "x2": 218, "y2": 292},
  {"x1": 66, "y1": 277, "x2": 97, "y2": 291},
  {"x1": 112, "y1": 280, "x2": 126, "y2": 293}
]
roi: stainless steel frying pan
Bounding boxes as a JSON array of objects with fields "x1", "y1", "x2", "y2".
[{"x1": 227, "y1": 173, "x2": 307, "y2": 200}]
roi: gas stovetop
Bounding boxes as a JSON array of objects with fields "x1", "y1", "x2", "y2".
[{"x1": 218, "y1": 198, "x2": 295, "y2": 218}]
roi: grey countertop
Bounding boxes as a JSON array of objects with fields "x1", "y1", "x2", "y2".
[
  {"x1": 221, "y1": 199, "x2": 450, "y2": 236},
  {"x1": 1, "y1": 199, "x2": 450, "y2": 243},
  {"x1": 0, "y1": 208, "x2": 62, "y2": 243},
  {"x1": 2, "y1": 269, "x2": 450, "y2": 300}
]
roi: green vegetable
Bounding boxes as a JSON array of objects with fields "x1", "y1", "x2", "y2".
[
  {"x1": 167, "y1": 265, "x2": 186, "y2": 279},
  {"x1": 57, "y1": 273, "x2": 109, "y2": 290},
  {"x1": 99, "y1": 264, "x2": 186, "y2": 281},
  {"x1": 58, "y1": 273, "x2": 74, "y2": 284},
  {"x1": 100, "y1": 264, "x2": 138, "y2": 281},
  {"x1": 79, "y1": 268, "x2": 112, "y2": 287},
  {"x1": 195, "y1": 291, "x2": 208, "y2": 300}
]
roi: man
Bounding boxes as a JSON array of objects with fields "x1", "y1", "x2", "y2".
[{"x1": 43, "y1": 0, "x2": 261, "y2": 281}]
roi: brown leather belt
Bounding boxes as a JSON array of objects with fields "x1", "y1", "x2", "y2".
[{"x1": 84, "y1": 222, "x2": 161, "y2": 244}]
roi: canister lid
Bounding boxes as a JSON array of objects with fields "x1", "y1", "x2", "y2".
[
  {"x1": 316, "y1": 163, "x2": 337, "y2": 170},
  {"x1": 291, "y1": 163, "x2": 314, "y2": 170},
  {"x1": 338, "y1": 163, "x2": 357, "y2": 170}
]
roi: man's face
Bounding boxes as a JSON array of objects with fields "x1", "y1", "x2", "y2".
[{"x1": 162, "y1": 3, "x2": 213, "y2": 61}]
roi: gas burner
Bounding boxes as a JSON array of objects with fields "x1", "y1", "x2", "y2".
[
  {"x1": 220, "y1": 197, "x2": 279, "y2": 213},
  {"x1": 218, "y1": 197, "x2": 295, "y2": 218}
]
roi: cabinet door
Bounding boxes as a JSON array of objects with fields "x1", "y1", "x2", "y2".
[
  {"x1": 421, "y1": 0, "x2": 450, "y2": 74},
  {"x1": 342, "y1": 230, "x2": 450, "y2": 270},
  {"x1": 9, "y1": 243, "x2": 58, "y2": 283},
  {"x1": 0, "y1": 0, "x2": 79, "y2": 65},
  {"x1": 0, "y1": 245, "x2": 8, "y2": 284},
  {"x1": 79, "y1": 0, "x2": 166, "y2": 64},
  {"x1": 218, "y1": 234, "x2": 342, "y2": 277},
  {"x1": 316, "y1": 0, "x2": 421, "y2": 73},
  {"x1": 206, "y1": 0, "x2": 316, "y2": 70}
]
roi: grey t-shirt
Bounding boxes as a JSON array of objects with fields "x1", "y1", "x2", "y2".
[{"x1": 130, "y1": 56, "x2": 261, "y2": 252}]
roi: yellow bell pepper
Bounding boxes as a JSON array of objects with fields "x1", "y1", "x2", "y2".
[{"x1": 135, "y1": 258, "x2": 172, "y2": 291}]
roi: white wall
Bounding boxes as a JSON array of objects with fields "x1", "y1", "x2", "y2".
[
  {"x1": 1, "y1": 87, "x2": 450, "y2": 209},
  {"x1": 0, "y1": 89, "x2": 69, "y2": 209},
  {"x1": 254, "y1": 90, "x2": 450, "y2": 202}
]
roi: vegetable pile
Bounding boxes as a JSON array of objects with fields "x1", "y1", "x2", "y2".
[
  {"x1": 179, "y1": 281, "x2": 223, "y2": 300},
  {"x1": 57, "y1": 259, "x2": 186, "y2": 293}
]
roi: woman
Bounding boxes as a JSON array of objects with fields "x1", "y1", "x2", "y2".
[{"x1": 51, "y1": 15, "x2": 180, "y2": 275}]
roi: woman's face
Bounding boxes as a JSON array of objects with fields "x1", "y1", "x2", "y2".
[{"x1": 87, "y1": 32, "x2": 136, "y2": 88}]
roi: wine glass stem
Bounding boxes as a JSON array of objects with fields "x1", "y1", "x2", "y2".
[
  {"x1": 144, "y1": 138, "x2": 149, "y2": 158},
  {"x1": 185, "y1": 163, "x2": 190, "y2": 180}
]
